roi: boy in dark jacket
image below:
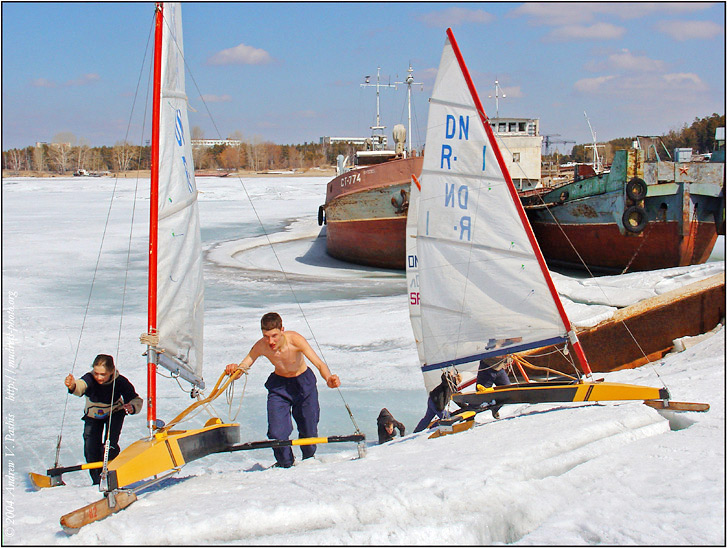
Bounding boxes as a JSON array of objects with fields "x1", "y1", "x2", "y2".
[
  {"x1": 413, "y1": 371, "x2": 460, "y2": 433},
  {"x1": 64, "y1": 354, "x2": 143, "y2": 484},
  {"x1": 377, "y1": 408, "x2": 405, "y2": 444}
]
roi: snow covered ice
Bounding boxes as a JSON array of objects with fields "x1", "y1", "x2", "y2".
[{"x1": 2, "y1": 176, "x2": 724, "y2": 544}]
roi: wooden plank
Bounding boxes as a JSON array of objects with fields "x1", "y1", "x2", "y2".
[
  {"x1": 518, "y1": 273, "x2": 725, "y2": 374},
  {"x1": 60, "y1": 491, "x2": 137, "y2": 535},
  {"x1": 644, "y1": 400, "x2": 710, "y2": 412}
]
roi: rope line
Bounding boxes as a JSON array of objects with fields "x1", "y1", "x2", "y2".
[
  {"x1": 158, "y1": 12, "x2": 362, "y2": 433},
  {"x1": 490, "y1": 123, "x2": 669, "y2": 390}
]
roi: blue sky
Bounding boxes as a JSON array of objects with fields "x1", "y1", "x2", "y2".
[{"x1": 2, "y1": 2, "x2": 724, "y2": 151}]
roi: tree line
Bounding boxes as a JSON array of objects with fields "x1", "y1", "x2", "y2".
[
  {"x1": 3, "y1": 114, "x2": 724, "y2": 175},
  {"x1": 544, "y1": 113, "x2": 725, "y2": 166}
]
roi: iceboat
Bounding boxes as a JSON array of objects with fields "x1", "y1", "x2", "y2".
[
  {"x1": 56, "y1": 3, "x2": 240, "y2": 532},
  {"x1": 405, "y1": 29, "x2": 708, "y2": 431}
]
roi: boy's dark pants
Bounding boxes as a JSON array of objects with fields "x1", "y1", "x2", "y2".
[
  {"x1": 82, "y1": 412, "x2": 125, "y2": 484},
  {"x1": 265, "y1": 368, "x2": 320, "y2": 467}
]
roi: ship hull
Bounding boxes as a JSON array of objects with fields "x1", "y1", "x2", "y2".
[
  {"x1": 322, "y1": 150, "x2": 722, "y2": 272},
  {"x1": 523, "y1": 150, "x2": 724, "y2": 273},
  {"x1": 323, "y1": 156, "x2": 423, "y2": 269},
  {"x1": 529, "y1": 219, "x2": 719, "y2": 272}
]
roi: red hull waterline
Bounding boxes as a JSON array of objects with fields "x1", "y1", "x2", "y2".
[
  {"x1": 327, "y1": 217, "x2": 408, "y2": 269},
  {"x1": 531, "y1": 221, "x2": 718, "y2": 272}
]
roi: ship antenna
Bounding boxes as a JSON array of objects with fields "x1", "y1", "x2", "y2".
[
  {"x1": 361, "y1": 67, "x2": 396, "y2": 150},
  {"x1": 395, "y1": 63, "x2": 422, "y2": 155},
  {"x1": 488, "y1": 78, "x2": 506, "y2": 118}
]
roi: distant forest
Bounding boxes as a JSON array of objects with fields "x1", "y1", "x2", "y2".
[{"x1": 3, "y1": 113, "x2": 724, "y2": 175}]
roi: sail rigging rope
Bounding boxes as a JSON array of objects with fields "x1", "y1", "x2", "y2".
[
  {"x1": 159, "y1": 17, "x2": 364, "y2": 435},
  {"x1": 492, "y1": 124, "x2": 669, "y2": 390},
  {"x1": 54, "y1": 13, "x2": 156, "y2": 472}
]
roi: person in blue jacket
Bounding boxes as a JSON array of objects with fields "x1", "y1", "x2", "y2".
[
  {"x1": 414, "y1": 370, "x2": 460, "y2": 433},
  {"x1": 64, "y1": 354, "x2": 143, "y2": 484}
]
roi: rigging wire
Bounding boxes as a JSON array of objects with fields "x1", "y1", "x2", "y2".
[
  {"x1": 54, "y1": 17, "x2": 153, "y2": 464},
  {"x1": 100, "y1": 12, "x2": 157, "y2": 483},
  {"x1": 492, "y1": 117, "x2": 669, "y2": 389},
  {"x1": 161, "y1": 14, "x2": 362, "y2": 433}
]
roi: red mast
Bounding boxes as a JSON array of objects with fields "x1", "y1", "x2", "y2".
[
  {"x1": 445, "y1": 28, "x2": 593, "y2": 377},
  {"x1": 147, "y1": 3, "x2": 164, "y2": 429}
]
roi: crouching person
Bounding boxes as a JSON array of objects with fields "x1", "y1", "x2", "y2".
[{"x1": 377, "y1": 408, "x2": 405, "y2": 444}]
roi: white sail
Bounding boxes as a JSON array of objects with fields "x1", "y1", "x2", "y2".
[
  {"x1": 155, "y1": 3, "x2": 204, "y2": 387},
  {"x1": 414, "y1": 32, "x2": 567, "y2": 392}
]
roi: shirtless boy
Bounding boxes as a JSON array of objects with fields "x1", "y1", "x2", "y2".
[{"x1": 225, "y1": 312, "x2": 340, "y2": 467}]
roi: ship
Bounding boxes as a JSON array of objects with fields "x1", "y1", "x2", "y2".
[
  {"x1": 319, "y1": 66, "x2": 424, "y2": 270},
  {"x1": 520, "y1": 137, "x2": 725, "y2": 273},
  {"x1": 322, "y1": 111, "x2": 724, "y2": 272}
]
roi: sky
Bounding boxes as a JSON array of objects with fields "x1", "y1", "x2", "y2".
[{"x1": 1, "y1": 2, "x2": 725, "y2": 152}]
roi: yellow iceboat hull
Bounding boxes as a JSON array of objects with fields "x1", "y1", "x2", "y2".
[
  {"x1": 107, "y1": 419, "x2": 239, "y2": 491},
  {"x1": 452, "y1": 381, "x2": 669, "y2": 409}
]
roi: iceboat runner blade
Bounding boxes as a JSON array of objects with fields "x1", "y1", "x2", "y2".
[
  {"x1": 644, "y1": 400, "x2": 710, "y2": 412},
  {"x1": 28, "y1": 472, "x2": 64, "y2": 490},
  {"x1": 60, "y1": 490, "x2": 137, "y2": 535}
]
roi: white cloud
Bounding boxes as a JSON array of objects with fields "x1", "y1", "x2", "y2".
[
  {"x1": 31, "y1": 78, "x2": 56, "y2": 88},
  {"x1": 574, "y1": 72, "x2": 708, "y2": 98},
  {"x1": 586, "y1": 49, "x2": 666, "y2": 72},
  {"x1": 201, "y1": 94, "x2": 232, "y2": 103},
  {"x1": 292, "y1": 110, "x2": 318, "y2": 119},
  {"x1": 65, "y1": 73, "x2": 100, "y2": 87},
  {"x1": 511, "y1": 2, "x2": 712, "y2": 26},
  {"x1": 655, "y1": 20, "x2": 723, "y2": 41},
  {"x1": 30, "y1": 73, "x2": 100, "y2": 89},
  {"x1": 499, "y1": 85, "x2": 524, "y2": 99},
  {"x1": 662, "y1": 72, "x2": 709, "y2": 90},
  {"x1": 419, "y1": 7, "x2": 495, "y2": 28},
  {"x1": 573, "y1": 75, "x2": 616, "y2": 93},
  {"x1": 208, "y1": 44, "x2": 274, "y2": 66},
  {"x1": 543, "y1": 22, "x2": 626, "y2": 42}
]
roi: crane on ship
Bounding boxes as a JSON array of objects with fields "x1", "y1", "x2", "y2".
[{"x1": 543, "y1": 134, "x2": 575, "y2": 155}]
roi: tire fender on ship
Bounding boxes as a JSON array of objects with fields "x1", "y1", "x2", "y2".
[
  {"x1": 622, "y1": 205, "x2": 648, "y2": 233},
  {"x1": 625, "y1": 177, "x2": 647, "y2": 202},
  {"x1": 318, "y1": 205, "x2": 326, "y2": 226}
]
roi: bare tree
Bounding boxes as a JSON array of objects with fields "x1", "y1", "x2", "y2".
[
  {"x1": 113, "y1": 141, "x2": 135, "y2": 171},
  {"x1": 5, "y1": 149, "x2": 24, "y2": 172},
  {"x1": 48, "y1": 132, "x2": 76, "y2": 174},
  {"x1": 75, "y1": 138, "x2": 91, "y2": 171},
  {"x1": 32, "y1": 145, "x2": 46, "y2": 172}
]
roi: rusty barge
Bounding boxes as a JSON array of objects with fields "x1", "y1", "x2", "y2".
[
  {"x1": 321, "y1": 151, "x2": 423, "y2": 270},
  {"x1": 320, "y1": 65, "x2": 425, "y2": 270},
  {"x1": 521, "y1": 145, "x2": 725, "y2": 273}
]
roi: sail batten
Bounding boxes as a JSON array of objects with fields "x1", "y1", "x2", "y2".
[{"x1": 421, "y1": 336, "x2": 567, "y2": 372}]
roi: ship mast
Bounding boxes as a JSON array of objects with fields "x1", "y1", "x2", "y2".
[
  {"x1": 395, "y1": 64, "x2": 422, "y2": 155},
  {"x1": 361, "y1": 67, "x2": 396, "y2": 150},
  {"x1": 488, "y1": 79, "x2": 506, "y2": 119},
  {"x1": 584, "y1": 111, "x2": 604, "y2": 172}
]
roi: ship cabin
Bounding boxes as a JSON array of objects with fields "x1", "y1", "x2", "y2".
[{"x1": 489, "y1": 117, "x2": 542, "y2": 190}]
